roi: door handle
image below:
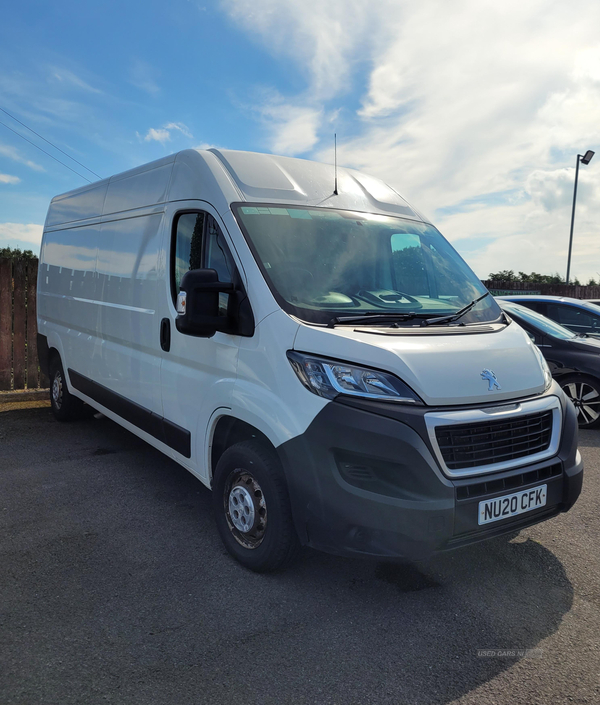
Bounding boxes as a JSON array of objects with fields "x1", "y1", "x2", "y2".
[{"x1": 160, "y1": 317, "x2": 171, "y2": 352}]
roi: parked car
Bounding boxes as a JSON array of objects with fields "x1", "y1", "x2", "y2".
[
  {"x1": 584, "y1": 299, "x2": 600, "y2": 307},
  {"x1": 37, "y1": 149, "x2": 583, "y2": 572},
  {"x1": 497, "y1": 295, "x2": 600, "y2": 339},
  {"x1": 498, "y1": 300, "x2": 600, "y2": 428}
]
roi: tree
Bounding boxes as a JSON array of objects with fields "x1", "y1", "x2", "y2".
[
  {"x1": 0, "y1": 246, "x2": 37, "y2": 260},
  {"x1": 487, "y1": 270, "x2": 517, "y2": 282},
  {"x1": 487, "y1": 270, "x2": 565, "y2": 284}
]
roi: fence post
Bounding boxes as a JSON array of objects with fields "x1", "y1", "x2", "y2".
[
  {"x1": 0, "y1": 258, "x2": 12, "y2": 390},
  {"x1": 13, "y1": 259, "x2": 27, "y2": 389},
  {"x1": 38, "y1": 265, "x2": 49, "y2": 390},
  {"x1": 27, "y1": 259, "x2": 40, "y2": 389}
]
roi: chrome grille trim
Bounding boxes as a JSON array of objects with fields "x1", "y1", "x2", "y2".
[{"x1": 425, "y1": 396, "x2": 562, "y2": 478}]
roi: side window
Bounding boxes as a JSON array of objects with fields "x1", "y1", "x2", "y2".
[
  {"x1": 173, "y1": 212, "x2": 204, "y2": 297},
  {"x1": 548, "y1": 304, "x2": 594, "y2": 331},
  {"x1": 205, "y1": 216, "x2": 234, "y2": 284},
  {"x1": 205, "y1": 216, "x2": 234, "y2": 316},
  {"x1": 172, "y1": 211, "x2": 235, "y2": 315},
  {"x1": 514, "y1": 300, "x2": 547, "y2": 317}
]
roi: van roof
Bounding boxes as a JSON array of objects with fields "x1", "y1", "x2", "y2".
[{"x1": 45, "y1": 149, "x2": 424, "y2": 229}]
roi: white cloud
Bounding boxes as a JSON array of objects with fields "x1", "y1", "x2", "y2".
[
  {"x1": 129, "y1": 60, "x2": 161, "y2": 96},
  {"x1": 221, "y1": 0, "x2": 388, "y2": 99},
  {"x1": 164, "y1": 122, "x2": 193, "y2": 138},
  {"x1": 139, "y1": 122, "x2": 193, "y2": 144},
  {"x1": 0, "y1": 173, "x2": 20, "y2": 184},
  {"x1": 0, "y1": 223, "x2": 44, "y2": 250},
  {"x1": 50, "y1": 68, "x2": 102, "y2": 94},
  {"x1": 222, "y1": 0, "x2": 600, "y2": 282},
  {"x1": 0, "y1": 143, "x2": 45, "y2": 171},
  {"x1": 258, "y1": 97, "x2": 322, "y2": 155},
  {"x1": 143, "y1": 128, "x2": 171, "y2": 144}
]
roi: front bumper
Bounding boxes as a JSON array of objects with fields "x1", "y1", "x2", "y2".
[{"x1": 276, "y1": 384, "x2": 583, "y2": 560}]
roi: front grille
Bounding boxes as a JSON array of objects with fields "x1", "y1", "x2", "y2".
[{"x1": 435, "y1": 410, "x2": 553, "y2": 471}]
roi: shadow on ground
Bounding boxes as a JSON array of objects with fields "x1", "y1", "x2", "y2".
[{"x1": 0, "y1": 408, "x2": 573, "y2": 704}]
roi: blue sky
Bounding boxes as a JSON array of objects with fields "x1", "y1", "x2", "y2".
[{"x1": 2, "y1": 0, "x2": 600, "y2": 281}]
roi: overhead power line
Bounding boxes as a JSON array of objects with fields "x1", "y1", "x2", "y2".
[
  {"x1": 0, "y1": 118, "x2": 93, "y2": 183},
  {"x1": 0, "y1": 106, "x2": 102, "y2": 179}
]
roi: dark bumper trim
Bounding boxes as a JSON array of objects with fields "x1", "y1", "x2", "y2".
[{"x1": 277, "y1": 386, "x2": 583, "y2": 560}]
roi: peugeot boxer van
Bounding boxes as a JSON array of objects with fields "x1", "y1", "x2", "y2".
[{"x1": 37, "y1": 149, "x2": 583, "y2": 572}]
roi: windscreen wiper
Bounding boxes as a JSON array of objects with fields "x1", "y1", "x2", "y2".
[
  {"x1": 328, "y1": 312, "x2": 422, "y2": 328},
  {"x1": 420, "y1": 292, "x2": 491, "y2": 327}
]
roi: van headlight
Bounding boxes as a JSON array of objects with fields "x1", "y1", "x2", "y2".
[{"x1": 287, "y1": 351, "x2": 422, "y2": 404}]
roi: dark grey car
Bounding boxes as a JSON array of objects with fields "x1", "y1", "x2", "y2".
[
  {"x1": 497, "y1": 295, "x2": 600, "y2": 339},
  {"x1": 499, "y1": 300, "x2": 600, "y2": 428}
]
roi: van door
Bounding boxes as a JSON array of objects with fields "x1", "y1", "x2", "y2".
[
  {"x1": 87, "y1": 212, "x2": 164, "y2": 423},
  {"x1": 158, "y1": 203, "x2": 241, "y2": 477}
]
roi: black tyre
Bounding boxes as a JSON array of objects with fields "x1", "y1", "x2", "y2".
[
  {"x1": 49, "y1": 355, "x2": 87, "y2": 422},
  {"x1": 560, "y1": 375, "x2": 600, "y2": 429},
  {"x1": 212, "y1": 440, "x2": 300, "y2": 572}
]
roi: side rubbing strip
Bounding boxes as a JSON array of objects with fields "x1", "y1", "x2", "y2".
[{"x1": 68, "y1": 369, "x2": 191, "y2": 458}]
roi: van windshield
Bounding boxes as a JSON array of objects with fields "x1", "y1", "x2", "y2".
[{"x1": 234, "y1": 205, "x2": 501, "y2": 326}]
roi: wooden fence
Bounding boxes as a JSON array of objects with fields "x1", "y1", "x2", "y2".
[
  {"x1": 0, "y1": 257, "x2": 49, "y2": 391},
  {"x1": 482, "y1": 280, "x2": 600, "y2": 299}
]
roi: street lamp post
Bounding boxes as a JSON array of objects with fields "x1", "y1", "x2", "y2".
[{"x1": 566, "y1": 149, "x2": 595, "y2": 285}]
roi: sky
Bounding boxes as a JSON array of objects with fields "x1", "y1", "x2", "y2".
[{"x1": 1, "y1": 0, "x2": 600, "y2": 282}]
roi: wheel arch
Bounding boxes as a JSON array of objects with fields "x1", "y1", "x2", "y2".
[
  {"x1": 44, "y1": 331, "x2": 70, "y2": 388},
  {"x1": 209, "y1": 414, "x2": 276, "y2": 484}
]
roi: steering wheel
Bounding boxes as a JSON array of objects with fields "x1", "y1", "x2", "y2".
[
  {"x1": 357, "y1": 289, "x2": 421, "y2": 306},
  {"x1": 272, "y1": 263, "x2": 315, "y2": 299}
]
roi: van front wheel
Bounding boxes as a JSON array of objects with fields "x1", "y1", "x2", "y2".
[{"x1": 212, "y1": 440, "x2": 300, "y2": 572}]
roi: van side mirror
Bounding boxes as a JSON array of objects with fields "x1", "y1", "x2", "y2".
[{"x1": 175, "y1": 268, "x2": 234, "y2": 338}]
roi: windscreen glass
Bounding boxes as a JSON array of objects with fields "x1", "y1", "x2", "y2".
[
  {"x1": 234, "y1": 205, "x2": 500, "y2": 325},
  {"x1": 502, "y1": 302, "x2": 578, "y2": 340}
]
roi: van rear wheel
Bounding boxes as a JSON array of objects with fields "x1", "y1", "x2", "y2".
[
  {"x1": 212, "y1": 440, "x2": 300, "y2": 572},
  {"x1": 49, "y1": 356, "x2": 87, "y2": 422}
]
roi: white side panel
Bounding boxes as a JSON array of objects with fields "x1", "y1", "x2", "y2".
[
  {"x1": 92, "y1": 213, "x2": 165, "y2": 414},
  {"x1": 38, "y1": 223, "x2": 101, "y2": 379},
  {"x1": 103, "y1": 164, "x2": 173, "y2": 215},
  {"x1": 45, "y1": 183, "x2": 108, "y2": 227},
  {"x1": 232, "y1": 310, "x2": 327, "y2": 448}
]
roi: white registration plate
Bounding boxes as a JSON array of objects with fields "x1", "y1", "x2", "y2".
[{"x1": 478, "y1": 485, "x2": 547, "y2": 525}]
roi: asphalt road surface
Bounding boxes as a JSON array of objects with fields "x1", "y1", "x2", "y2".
[{"x1": 1, "y1": 405, "x2": 598, "y2": 705}]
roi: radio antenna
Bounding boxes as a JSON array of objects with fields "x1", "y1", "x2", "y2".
[{"x1": 334, "y1": 133, "x2": 338, "y2": 195}]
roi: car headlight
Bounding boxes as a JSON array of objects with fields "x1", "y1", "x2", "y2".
[{"x1": 287, "y1": 351, "x2": 422, "y2": 404}]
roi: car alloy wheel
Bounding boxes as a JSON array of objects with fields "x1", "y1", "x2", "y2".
[{"x1": 562, "y1": 378, "x2": 600, "y2": 427}]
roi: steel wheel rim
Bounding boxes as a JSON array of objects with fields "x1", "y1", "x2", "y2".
[
  {"x1": 224, "y1": 470, "x2": 267, "y2": 549},
  {"x1": 52, "y1": 372, "x2": 63, "y2": 408},
  {"x1": 563, "y1": 381, "x2": 600, "y2": 426}
]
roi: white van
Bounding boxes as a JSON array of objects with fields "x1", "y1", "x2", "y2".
[{"x1": 37, "y1": 149, "x2": 583, "y2": 571}]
